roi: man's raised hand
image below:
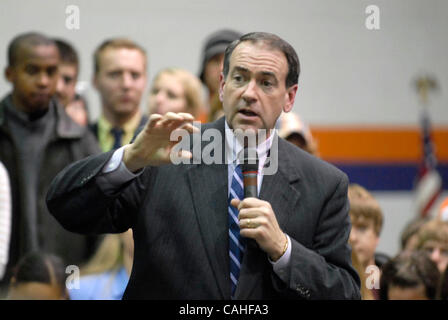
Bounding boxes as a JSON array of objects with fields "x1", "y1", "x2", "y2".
[{"x1": 123, "y1": 112, "x2": 198, "y2": 172}]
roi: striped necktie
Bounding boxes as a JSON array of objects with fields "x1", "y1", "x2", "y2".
[{"x1": 228, "y1": 164, "x2": 245, "y2": 298}]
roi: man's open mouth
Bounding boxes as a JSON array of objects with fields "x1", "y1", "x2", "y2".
[{"x1": 238, "y1": 109, "x2": 258, "y2": 117}]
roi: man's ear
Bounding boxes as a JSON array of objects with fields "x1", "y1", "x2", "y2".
[
  {"x1": 5, "y1": 66, "x2": 14, "y2": 83},
  {"x1": 218, "y1": 72, "x2": 225, "y2": 102},
  {"x1": 283, "y1": 84, "x2": 298, "y2": 113}
]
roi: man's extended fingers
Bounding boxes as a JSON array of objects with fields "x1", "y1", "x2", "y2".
[
  {"x1": 147, "y1": 113, "x2": 163, "y2": 129},
  {"x1": 180, "y1": 122, "x2": 200, "y2": 134},
  {"x1": 159, "y1": 113, "x2": 196, "y2": 129},
  {"x1": 175, "y1": 112, "x2": 195, "y2": 121}
]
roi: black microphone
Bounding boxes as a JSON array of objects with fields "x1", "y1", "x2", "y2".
[{"x1": 241, "y1": 147, "x2": 258, "y2": 198}]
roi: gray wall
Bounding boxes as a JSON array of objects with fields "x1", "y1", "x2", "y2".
[{"x1": 1, "y1": 0, "x2": 447, "y2": 257}]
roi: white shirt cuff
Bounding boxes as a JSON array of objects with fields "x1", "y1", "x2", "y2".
[
  {"x1": 96, "y1": 145, "x2": 143, "y2": 194},
  {"x1": 269, "y1": 234, "x2": 292, "y2": 276}
]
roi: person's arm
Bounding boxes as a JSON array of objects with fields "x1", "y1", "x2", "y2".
[
  {"x1": 46, "y1": 112, "x2": 197, "y2": 235},
  {"x1": 270, "y1": 174, "x2": 361, "y2": 300}
]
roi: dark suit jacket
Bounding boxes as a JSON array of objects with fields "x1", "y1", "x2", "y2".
[{"x1": 46, "y1": 117, "x2": 360, "y2": 300}]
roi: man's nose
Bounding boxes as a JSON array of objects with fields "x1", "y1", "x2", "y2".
[
  {"x1": 242, "y1": 79, "x2": 257, "y2": 104},
  {"x1": 349, "y1": 230, "x2": 357, "y2": 244},
  {"x1": 431, "y1": 248, "x2": 441, "y2": 262},
  {"x1": 37, "y1": 72, "x2": 50, "y2": 87},
  {"x1": 56, "y1": 77, "x2": 64, "y2": 93},
  {"x1": 121, "y1": 73, "x2": 133, "y2": 89}
]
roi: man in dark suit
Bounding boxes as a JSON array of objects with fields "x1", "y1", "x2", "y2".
[{"x1": 46, "y1": 32, "x2": 360, "y2": 299}]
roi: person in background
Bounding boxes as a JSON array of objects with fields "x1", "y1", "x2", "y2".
[
  {"x1": 276, "y1": 112, "x2": 319, "y2": 156},
  {"x1": 89, "y1": 38, "x2": 148, "y2": 152},
  {"x1": 379, "y1": 250, "x2": 440, "y2": 300},
  {"x1": 348, "y1": 183, "x2": 388, "y2": 299},
  {"x1": 351, "y1": 251, "x2": 374, "y2": 300},
  {"x1": 54, "y1": 39, "x2": 78, "y2": 109},
  {"x1": 54, "y1": 39, "x2": 89, "y2": 127},
  {"x1": 69, "y1": 230, "x2": 133, "y2": 300},
  {"x1": 0, "y1": 32, "x2": 100, "y2": 294},
  {"x1": 415, "y1": 218, "x2": 448, "y2": 274},
  {"x1": 148, "y1": 67, "x2": 204, "y2": 118},
  {"x1": 400, "y1": 217, "x2": 430, "y2": 252},
  {"x1": 7, "y1": 251, "x2": 69, "y2": 300},
  {"x1": 198, "y1": 29, "x2": 242, "y2": 122},
  {"x1": 0, "y1": 161, "x2": 11, "y2": 288},
  {"x1": 47, "y1": 31, "x2": 360, "y2": 300}
]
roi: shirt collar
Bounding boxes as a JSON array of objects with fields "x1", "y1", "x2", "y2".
[
  {"x1": 224, "y1": 119, "x2": 276, "y2": 166},
  {"x1": 98, "y1": 109, "x2": 142, "y2": 134}
]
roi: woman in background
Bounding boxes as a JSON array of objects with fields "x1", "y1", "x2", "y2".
[{"x1": 148, "y1": 67, "x2": 204, "y2": 119}]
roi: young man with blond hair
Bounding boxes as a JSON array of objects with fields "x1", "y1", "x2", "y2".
[
  {"x1": 90, "y1": 38, "x2": 148, "y2": 152},
  {"x1": 415, "y1": 218, "x2": 448, "y2": 274},
  {"x1": 348, "y1": 184, "x2": 385, "y2": 299}
]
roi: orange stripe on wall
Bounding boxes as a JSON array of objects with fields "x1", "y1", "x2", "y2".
[{"x1": 310, "y1": 126, "x2": 448, "y2": 163}]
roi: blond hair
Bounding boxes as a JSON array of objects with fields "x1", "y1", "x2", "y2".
[
  {"x1": 416, "y1": 218, "x2": 448, "y2": 250},
  {"x1": 351, "y1": 251, "x2": 374, "y2": 300},
  {"x1": 93, "y1": 38, "x2": 147, "y2": 74},
  {"x1": 149, "y1": 67, "x2": 203, "y2": 117},
  {"x1": 348, "y1": 184, "x2": 383, "y2": 235}
]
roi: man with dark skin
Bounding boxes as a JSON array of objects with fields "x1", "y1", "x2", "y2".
[
  {"x1": 0, "y1": 32, "x2": 99, "y2": 294},
  {"x1": 5, "y1": 35, "x2": 59, "y2": 116}
]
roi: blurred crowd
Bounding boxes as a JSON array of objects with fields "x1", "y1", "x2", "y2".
[{"x1": 0, "y1": 29, "x2": 447, "y2": 300}]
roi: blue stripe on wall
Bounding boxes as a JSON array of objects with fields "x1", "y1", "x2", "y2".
[{"x1": 331, "y1": 162, "x2": 448, "y2": 191}]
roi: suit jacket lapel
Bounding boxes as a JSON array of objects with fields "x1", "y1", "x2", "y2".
[
  {"x1": 187, "y1": 117, "x2": 230, "y2": 298},
  {"x1": 235, "y1": 138, "x2": 302, "y2": 299}
]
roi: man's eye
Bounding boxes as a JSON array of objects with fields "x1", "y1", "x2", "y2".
[
  {"x1": 25, "y1": 66, "x2": 39, "y2": 75},
  {"x1": 233, "y1": 75, "x2": 243, "y2": 82},
  {"x1": 108, "y1": 71, "x2": 121, "y2": 78},
  {"x1": 262, "y1": 80, "x2": 272, "y2": 87},
  {"x1": 356, "y1": 226, "x2": 368, "y2": 233},
  {"x1": 131, "y1": 72, "x2": 141, "y2": 80},
  {"x1": 63, "y1": 76, "x2": 74, "y2": 84},
  {"x1": 47, "y1": 67, "x2": 58, "y2": 76}
]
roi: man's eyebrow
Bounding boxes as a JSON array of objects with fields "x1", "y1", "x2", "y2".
[
  {"x1": 260, "y1": 71, "x2": 276, "y2": 78},
  {"x1": 232, "y1": 66, "x2": 249, "y2": 73}
]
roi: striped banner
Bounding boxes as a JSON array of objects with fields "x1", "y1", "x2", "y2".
[{"x1": 310, "y1": 126, "x2": 448, "y2": 191}]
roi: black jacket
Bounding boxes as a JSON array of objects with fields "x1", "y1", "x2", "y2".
[
  {"x1": 47, "y1": 117, "x2": 360, "y2": 300},
  {"x1": 0, "y1": 95, "x2": 100, "y2": 289}
]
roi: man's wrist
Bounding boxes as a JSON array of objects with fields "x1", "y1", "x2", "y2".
[
  {"x1": 123, "y1": 144, "x2": 143, "y2": 173},
  {"x1": 269, "y1": 233, "x2": 288, "y2": 262}
]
